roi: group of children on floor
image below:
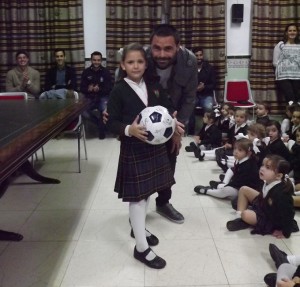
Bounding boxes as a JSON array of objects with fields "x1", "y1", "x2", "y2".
[{"x1": 185, "y1": 101, "x2": 300, "y2": 238}]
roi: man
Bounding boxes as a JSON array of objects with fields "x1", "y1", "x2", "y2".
[
  {"x1": 146, "y1": 24, "x2": 198, "y2": 223},
  {"x1": 6, "y1": 50, "x2": 40, "y2": 98},
  {"x1": 188, "y1": 47, "x2": 216, "y2": 135},
  {"x1": 80, "y1": 51, "x2": 112, "y2": 139},
  {"x1": 44, "y1": 48, "x2": 77, "y2": 97}
]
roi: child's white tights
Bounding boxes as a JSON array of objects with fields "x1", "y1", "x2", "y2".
[{"x1": 129, "y1": 198, "x2": 155, "y2": 260}]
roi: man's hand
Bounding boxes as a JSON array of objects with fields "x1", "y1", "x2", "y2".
[
  {"x1": 103, "y1": 110, "x2": 109, "y2": 124},
  {"x1": 129, "y1": 116, "x2": 148, "y2": 141}
]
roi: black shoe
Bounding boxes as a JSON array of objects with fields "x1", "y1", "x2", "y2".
[
  {"x1": 130, "y1": 229, "x2": 159, "y2": 246},
  {"x1": 219, "y1": 174, "x2": 225, "y2": 181},
  {"x1": 226, "y1": 218, "x2": 250, "y2": 231},
  {"x1": 98, "y1": 132, "x2": 106, "y2": 139},
  {"x1": 269, "y1": 243, "x2": 288, "y2": 269},
  {"x1": 194, "y1": 185, "x2": 209, "y2": 195},
  {"x1": 0, "y1": 230, "x2": 23, "y2": 241},
  {"x1": 156, "y1": 203, "x2": 184, "y2": 224},
  {"x1": 185, "y1": 146, "x2": 193, "y2": 152},
  {"x1": 134, "y1": 246, "x2": 166, "y2": 269},
  {"x1": 209, "y1": 180, "x2": 222, "y2": 189},
  {"x1": 264, "y1": 273, "x2": 276, "y2": 287},
  {"x1": 198, "y1": 153, "x2": 205, "y2": 161}
]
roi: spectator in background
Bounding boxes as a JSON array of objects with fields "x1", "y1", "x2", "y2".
[
  {"x1": 43, "y1": 48, "x2": 77, "y2": 98},
  {"x1": 273, "y1": 23, "x2": 300, "y2": 106},
  {"x1": 80, "y1": 51, "x2": 112, "y2": 139},
  {"x1": 5, "y1": 50, "x2": 40, "y2": 98},
  {"x1": 188, "y1": 47, "x2": 216, "y2": 135}
]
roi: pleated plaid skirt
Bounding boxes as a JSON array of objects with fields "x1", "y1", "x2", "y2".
[{"x1": 114, "y1": 136, "x2": 175, "y2": 202}]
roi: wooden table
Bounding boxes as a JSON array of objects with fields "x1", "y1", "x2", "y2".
[{"x1": 0, "y1": 98, "x2": 89, "y2": 241}]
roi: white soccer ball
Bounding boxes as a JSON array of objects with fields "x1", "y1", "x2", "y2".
[{"x1": 138, "y1": 105, "x2": 176, "y2": 145}]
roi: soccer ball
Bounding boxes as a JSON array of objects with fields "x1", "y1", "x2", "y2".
[{"x1": 138, "y1": 105, "x2": 176, "y2": 145}]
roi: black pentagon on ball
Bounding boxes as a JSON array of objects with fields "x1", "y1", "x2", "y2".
[
  {"x1": 164, "y1": 127, "x2": 173, "y2": 138},
  {"x1": 149, "y1": 112, "x2": 162, "y2": 123},
  {"x1": 146, "y1": 131, "x2": 154, "y2": 142}
]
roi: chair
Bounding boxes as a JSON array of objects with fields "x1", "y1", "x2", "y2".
[
  {"x1": 0, "y1": 92, "x2": 45, "y2": 163},
  {"x1": 223, "y1": 79, "x2": 256, "y2": 117},
  {"x1": 0, "y1": 92, "x2": 28, "y2": 100},
  {"x1": 60, "y1": 91, "x2": 88, "y2": 173}
]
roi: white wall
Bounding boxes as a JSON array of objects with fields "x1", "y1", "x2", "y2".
[
  {"x1": 226, "y1": 0, "x2": 252, "y2": 56},
  {"x1": 83, "y1": 0, "x2": 106, "y2": 58}
]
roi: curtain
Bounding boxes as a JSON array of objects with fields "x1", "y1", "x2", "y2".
[
  {"x1": 250, "y1": 0, "x2": 300, "y2": 114},
  {"x1": 0, "y1": 0, "x2": 85, "y2": 93},
  {"x1": 168, "y1": 0, "x2": 226, "y2": 99},
  {"x1": 106, "y1": 0, "x2": 162, "y2": 76}
]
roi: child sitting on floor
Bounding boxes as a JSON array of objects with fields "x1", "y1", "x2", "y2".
[
  {"x1": 226, "y1": 154, "x2": 299, "y2": 238},
  {"x1": 194, "y1": 138, "x2": 262, "y2": 199}
]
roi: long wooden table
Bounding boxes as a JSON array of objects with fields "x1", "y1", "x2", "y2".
[{"x1": 0, "y1": 98, "x2": 89, "y2": 241}]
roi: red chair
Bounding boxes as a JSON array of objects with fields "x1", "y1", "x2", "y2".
[
  {"x1": 224, "y1": 79, "x2": 256, "y2": 117},
  {"x1": 0, "y1": 92, "x2": 28, "y2": 100}
]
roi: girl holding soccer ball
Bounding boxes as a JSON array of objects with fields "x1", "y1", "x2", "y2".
[{"x1": 106, "y1": 43, "x2": 183, "y2": 269}]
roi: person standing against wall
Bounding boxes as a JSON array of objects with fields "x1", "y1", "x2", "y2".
[{"x1": 273, "y1": 23, "x2": 300, "y2": 106}]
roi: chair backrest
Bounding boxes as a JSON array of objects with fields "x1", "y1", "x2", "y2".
[
  {"x1": 0, "y1": 92, "x2": 28, "y2": 100},
  {"x1": 224, "y1": 80, "x2": 251, "y2": 102}
]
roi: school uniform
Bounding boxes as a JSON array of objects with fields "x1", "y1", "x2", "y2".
[
  {"x1": 291, "y1": 143, "x2": 300, "y2": 183},
  {"x1": 226, "y1": 157, "x2": 262, "y2": 190},
  {"x1": 107, "y1": 79, "x2": 175, "y2": 202},
  {"x1": 287, "y1": 124, "x2": 300, "y2": 141},
  {"x1": 256, "y1": 115, "x2": 271, "y2": 126},
  {"x1": 217, "y1": 116, "x2": 230, "y2": 140},
  {"x1": 251, "y1": 181, "x2": 298, "y2": 238},
  {"x1": 264, "y1": 138, "x2": 291, "y2": 162},
  {"x1": 198, "y1": 123, "x2": 222, "y2": 149}
]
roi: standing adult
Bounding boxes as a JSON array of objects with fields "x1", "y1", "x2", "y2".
[
  {"x1": 44, "y1": 48, "x2": 77, "y2": 98},
  {"x1": 273, "y1": 23, "x2": 300, "y2": 106},
  {"x1": 147, "y1": 24, "x2": 198, "y2": 223},
  {"x1": 188, "y1": 47, "x2": 216, "y2": 135},
  {"x1": 5, "y1": 50, "x2": 40, "y2": 99},
  {"x1": 80, "y1": 51, "x2": 112, "y2": 139}
]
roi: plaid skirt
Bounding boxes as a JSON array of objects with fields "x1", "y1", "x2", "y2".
[{"x1": 114, "y1": 137, "x2": 175, "y2": 202}]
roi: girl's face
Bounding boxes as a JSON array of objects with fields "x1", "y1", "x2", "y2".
[
  {"x1": 221, "y1": 105, "x2": 229, "y2": 117},
  {"x1": 286, "y1": 25, "x2": 298, "y2": 43},
  {"x1": 291, "y1": 111, "x2": 300, "y2": 126},
  {"x1": 247, "y1": 131, "x2": 257, "y2": 142},
  {"x1": 259, "y1": 158, "x2": 281, "y2": 184},
  {"x1": 233, "y1": 145, "x2": 248, "y2": 161},
  {"x1": 121, "y1": 50, "x2": 147, "y2": 83},
  {"x1": 256, "y1": 105, "x2": 267, "y2": 117},
  {"x1": 266, "y1": 125, "x2": 279, "y2": 142},
  {"x1": 234, "y1": 112, "x2": 246, "y2": 126}
]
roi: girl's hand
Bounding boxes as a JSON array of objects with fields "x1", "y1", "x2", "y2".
[
  {"x1": 129, "y1": 115, "x2": 148, "y2": 141},
  {"x1": 193, "y1": 135, "x2": 200, "y2": 144},
  {"x1": 277, "y1": 278, "x2": 297, "y2": 287},
  {"x1": 272, "y1": 229, "x2": 284, "y2": 238},
  {"x1": 172, "y1": 111, "x2": 185, "y2": 136}
]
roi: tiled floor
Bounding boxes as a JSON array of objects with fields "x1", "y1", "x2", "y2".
[{"x1": 0, "y1": 134, "x2": 299, "y2": 287}]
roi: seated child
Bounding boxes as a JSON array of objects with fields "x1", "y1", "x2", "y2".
[
  {"x1": 194, "y1": 108, "x2": 248, "y2": 164},
  {"x1": 217, "y1": 103, "x2": 235, "y2": 142},
  {"x1": 185, "y1": 110, "x2": 222, "y2": 153},
  {"x1": 226, "y1": 154, "x2": 299, "y2": 238},
  {"x1": 286, "y1": 107, "x2": 300, "y2": 142},
  {"x1": 255, "y1": 101, "x2": 271, "y2": 126},
  {"x1": 281, "y1": 104, "x2": 295, "y2": 136},
  {"x1": 194, "y1": 138, "x2": 262, "y2": 199},
  {"x1": 290, "y1": 127, "x2": 300, "y2": 192}
]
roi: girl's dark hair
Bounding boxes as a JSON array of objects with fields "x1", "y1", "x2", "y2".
[
  {"x1": 266, "y1": 120, "x2": 282, "y2": 136},
  {"x1": 204, "y1": 110, "x2": 219, "y2": 123},
  {"x1": 234, "y1": 138, "x2": 253, "y2": 153},
  {"x1": 117, "y1": 43, "x2": 147, "y2": 82},
  {"x1": 283, "y1": 23, "x2": 300, "y2": 44},
  {"x1": 248, "y1": 123, "x2": 266, "y2": 139},
  {"x1": 264, "y1": 154, "x2": 293, "y2": 194},
  {"x1": 256, "y1": 101, "x2": 271, "y2": 113}
]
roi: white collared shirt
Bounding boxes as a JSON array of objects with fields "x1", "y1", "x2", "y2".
[{"x1": 262, "y1": 180, "x2": 281, "y2": 198}]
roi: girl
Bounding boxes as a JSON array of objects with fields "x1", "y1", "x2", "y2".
[
  {"x1": 107, "y1": 43, "x2": 182, "y2": 269},
  {"x1": 185, "y1": 110, "x2": 222, "y2": 155},
  {"x1": 264, "y1": 120, "x2": 291, "y2": 162},
  {"x1": 194, "y1": 138, "x2": 262, "y2": 199},
  {"x1": 255, "y1": 101, "x2": 271, "y2": 126},
  {"x1": 227, "y1": 154, "x2": 298, "y2": 238},
  {"x1": 217, "y1": 103, "x2": 235, "y2": 141},
  {"x1": 273, "y1": 23, "x2": 300, "y2": 106}
]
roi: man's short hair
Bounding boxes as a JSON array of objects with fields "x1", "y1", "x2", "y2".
[
  {"x1": 54, "y1": 48, "x2": 65, "y2": 56},
  {"x1": 192, "y1": 47, "x2": 203, "y2": 54},
  {"x1": 91, "y1": 51, "x2": 102, "y2": 59},
  {"x1": 16, "y1": 50, "x2": 29, "y2": 58},
  {"x1": 150, "y1": 24, "x2": 180, "y2": 45}
]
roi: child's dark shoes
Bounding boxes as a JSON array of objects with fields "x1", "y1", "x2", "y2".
[
  {"x1": 134, "y1": 246, "x2": 166, "y2": 269},
  {"x1": 194, "y1": 185, "x2": 209, "y2": 195},
  {"x1": 130, "y1": 229, "x2": 159, "y2": 246}
]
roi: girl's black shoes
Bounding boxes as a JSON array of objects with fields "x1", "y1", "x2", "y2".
[
  {"x1": 130, "y1": 229, "x2": 159, "y2": 246},
  {"x1": 134, "y1": 246, "x2": 166, "y2": 269}
]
